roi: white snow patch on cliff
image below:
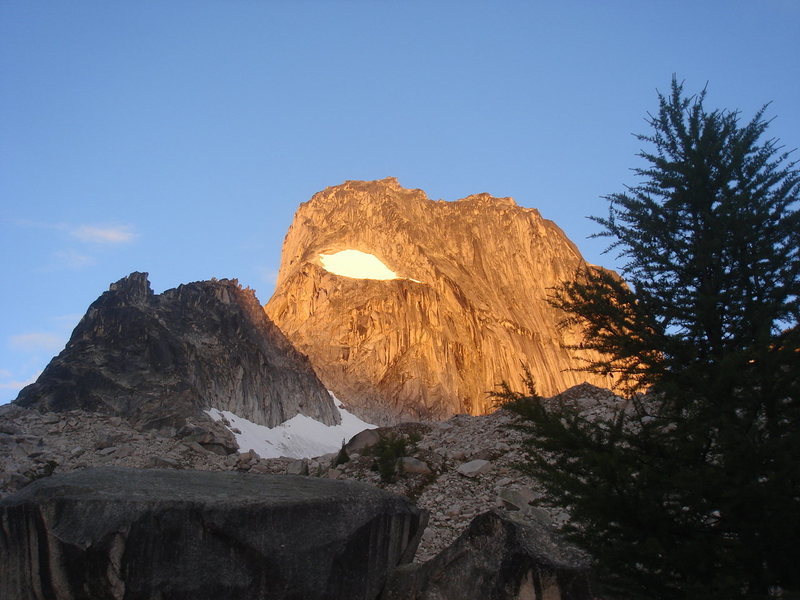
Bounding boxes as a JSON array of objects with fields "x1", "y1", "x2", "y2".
[
  {"x1": 319, "y1": 249, "x2": 400, "y2": 280},
  {"x1": 206, "y1": 395, "x2": 377, "y2": 459}
]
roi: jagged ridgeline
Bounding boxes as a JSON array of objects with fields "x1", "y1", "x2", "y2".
[
  {"x1": 266, "y1": 178, "x2": 615, "y2": 424},
  {"x1": 14, "y1": 273, "x2": 339, "y2": 429}
]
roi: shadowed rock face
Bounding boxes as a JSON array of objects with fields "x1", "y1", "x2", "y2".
[
  {"x1": 266, "y1": 178, "x2": 614, "y2": 424},
  {"x1": 382, "y1": 510, "x2": 592, "y2": 600},
  {"x1": 15, "y1": 272, "x2": 339, "y2": 429},
  {"x1": 0, "y1": 467, "x2": 426, "y2": 600}
]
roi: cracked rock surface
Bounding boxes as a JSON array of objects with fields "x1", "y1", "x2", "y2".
[
  {"x1": 0, "y1": 467, "x2": 424, "y2": 600},
  {"x1": 14, "y1": 272, "x2": 338, "y2": 430},
  {"x1": 266, "y1": 178, "x2": 617, "y2": 424}
]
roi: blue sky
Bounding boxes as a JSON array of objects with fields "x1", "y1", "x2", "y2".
[{"x1": 1, "y1": 1, "x2": 798, "y2": 402}]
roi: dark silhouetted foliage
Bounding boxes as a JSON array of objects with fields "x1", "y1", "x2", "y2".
[
  {"x1": 498, "y1": 77, "x2": 800, "y2": 599},
  {"x1": 369, "y1": 434, "x2": 409, "y2": 483},
  {"x1": 334, "y1": 440, "x2": 350, "y2": 466}
]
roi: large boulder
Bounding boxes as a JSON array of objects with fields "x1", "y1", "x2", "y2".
[
  {"x1": 382, "y1": 510, "x2": 592, "y2": 600},
  {"x1": 0, "y1": 467, "x2": 426, "y2": 600}
]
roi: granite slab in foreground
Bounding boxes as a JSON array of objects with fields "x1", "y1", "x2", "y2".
[{"x1": 0, "y1": 467, "x2": 426, "y2": 600}]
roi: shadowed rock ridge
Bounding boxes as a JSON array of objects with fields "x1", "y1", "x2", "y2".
[
  {"x1": 15, "y1": 272, "x2": 339, "y2": 429},
  {"x1": 383, "y1": 510, "x2": 592, "y2": 600},
  {"x1": 266, "y1": 178, "x2": 614, "y2": 424}
]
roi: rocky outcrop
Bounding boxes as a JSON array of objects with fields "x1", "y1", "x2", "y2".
[
  {"x1": 15, "y1": 272, "x2": 339, "y2": 430},
  {"x1": 266, "y1": 178, "x2": 614, "y2": 424},
  {"x1": 382, "y1": 510, "x2": 592, "y2": 600},
  {"x1": 0, "y1": 467, "x2": 425, "y2": 600},
  {"x1": 2, "y1": 384, "x2": 623, "y2": 562}
]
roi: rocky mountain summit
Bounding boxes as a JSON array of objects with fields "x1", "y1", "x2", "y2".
[
  {"x1": 15, "y1": 272, "x2": 338, "y2": 431},
  {"x1": 266, "y1": 178, "x2": 615, "y2": 424},
  {"x1": 0, "y1": 179, "x2": 624, "y2": 598}
]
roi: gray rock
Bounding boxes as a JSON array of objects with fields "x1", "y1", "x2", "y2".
[
  {"x1": 449, "y1": 450, "x2": 467, "y2": 461},
  {"x1": 469, "y1": 446, "x2": 508, "y2": 461},
  {"x1": 382, "y1": 510, "x2": 592, "y2": 600},
  {"x1": 0, "y1": 421, "x2": 22, "y2": 435},
  {"x1": 497, "y1": 487, "x2": 541, "y2": 514},
  {"x1": 114, "y1": 445, "x2": 135, "y2": 459},
  {"x1": 95, "y1": 434, "x2": 119, "y2": 450},
  {"x1": 346, "y1": 428, "x2": 381, "y2": 453},
  {"x1": 0, "y1": 404, "x2": 27, "y2": 419},
  {"x1": 0, "y1": 472, "x2": 29, "y2": 494},
  {"x1": 286, "y1": 458, "x2": 309, "y2": 475},
  {"x1": 185, "y1": 440, "x2": 206, "y2": 453},
  {"x1": 399, "y1": 457, "x2": 432, "y2": 475},
  {"x1": 0, "y1": 467, "x2": 426, "y2": 600},
  {"x1": 148, "y1": 455, "x2": 178, "y2": 468},
  {"x1": 14, "y1": 272, "x2": 339, "y2": 430},
  {"x1": 236, "y1": 450, "x2": 258, "y2": 470},
  {"x1": 202, "y1": 442, "x2": 233, "y2": 456},
  {"x1": 456, "y1": 459, "x2": 492, "y2": 478},
  {"x1": 177, "y1": 421, "x2": 238, "y2": 455}
]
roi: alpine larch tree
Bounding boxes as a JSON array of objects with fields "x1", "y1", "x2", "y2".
[{"x1": 497, "y1": 78, "x2": 800, "y2": 599}]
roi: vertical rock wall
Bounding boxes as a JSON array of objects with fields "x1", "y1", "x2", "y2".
[{"x1": 266, "y1": 178, "x2": 614, "y2": 424}]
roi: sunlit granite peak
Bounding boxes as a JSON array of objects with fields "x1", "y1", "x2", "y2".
[{"x1": 266, "y1": 179, "x2": 614, "y2": 424}]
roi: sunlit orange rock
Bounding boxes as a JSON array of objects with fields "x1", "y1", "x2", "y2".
[{"x1": 266, "y1": 178, "x2": 614, "y2": 424}]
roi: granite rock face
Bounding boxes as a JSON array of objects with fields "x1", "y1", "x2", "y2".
[
  {"x1": 0, "y1": 467, "x2": 425, "y2": 600},
  {"x1": 15, "y1": 272, "x2": 339, "y2": 429},
  {"x1": 382, "y1": 510, "x2": 592, "y2": 600},
  {"x1": 266, "y1": 178, "x2": 614, "y2": 424}
]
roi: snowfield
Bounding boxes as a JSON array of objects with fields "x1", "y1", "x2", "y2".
[
  {"x1": 206, "y1": 395, "x2": 377, "y2": 459},
  {"x1": 319, "y1": 249, "x2": 400, "y2": 280}
]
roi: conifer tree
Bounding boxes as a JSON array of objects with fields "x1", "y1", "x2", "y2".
[{"x1": 499, "y1": 78, "x2": 800, "y2": 599}]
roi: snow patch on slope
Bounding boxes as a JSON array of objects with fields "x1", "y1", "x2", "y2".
[
  {"x1": 206, "y1": 395, "x2": 377, "y2": 459},
  {"x1": 319, "y1": 249, "x2": 402, "y2": 280}
]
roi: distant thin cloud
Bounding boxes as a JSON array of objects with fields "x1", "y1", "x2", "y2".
[
  {"x1": 9, "y1": 332, "x2": 65, "y2": 353},
  {"x1": 71, "y1": 224, "x2": 137, "y2": 244},
  {"x1": 54, "y1": 248, "x2": 96, "y2": 269},
  {"x1": 0, "y1": 374, "x2": 37, "y2": 391},
  {"x1": 0, "y1": 370, "x2": 40, "y2": 402},
  {"x1": 10, "y1": 219, "x2": 138, "y2": 244},
  {"x1": 7, "y1": 218, "x2": 62, "y2": 231},
  {"x1": 52, "y1": 313, "x2": 83, "y2": 328},
  {"x1": 258, "y1": 267, "x2": 280, "y2": 286}
]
